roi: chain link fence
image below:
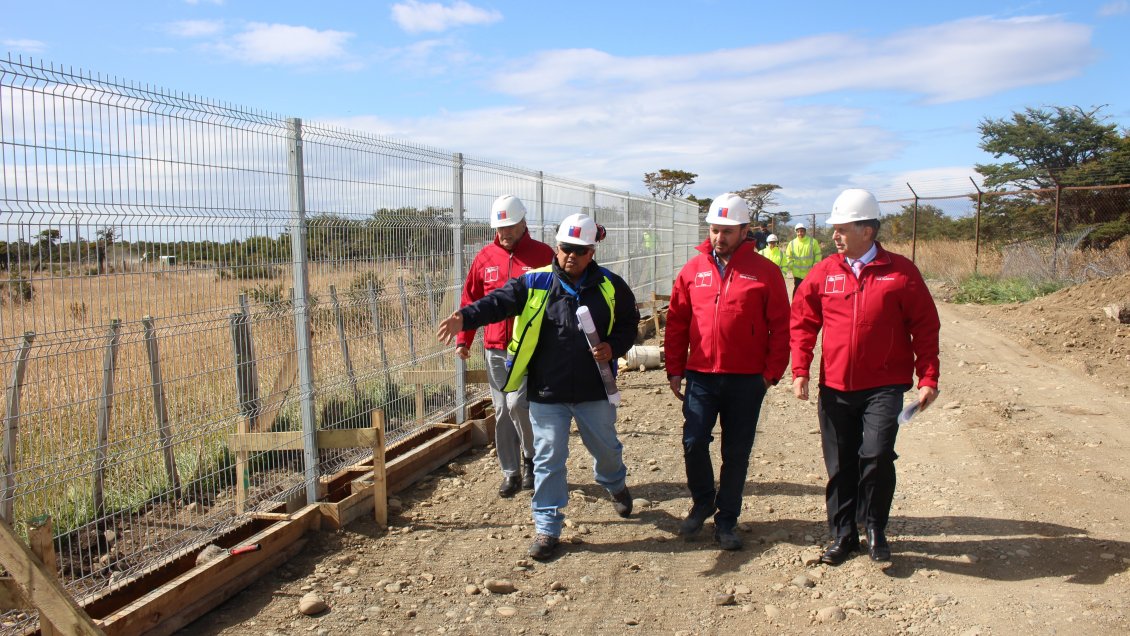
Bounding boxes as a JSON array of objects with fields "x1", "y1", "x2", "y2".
[{"x1": 0, "y1": 55, "x2": 698, "y2": 626}]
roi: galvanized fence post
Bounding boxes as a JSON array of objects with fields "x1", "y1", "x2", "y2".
[
  {"x1": 2, "y1": 331, "x2": 35, "y2": 522},
  {"x1": 288, "y1": 117, "x2": 320, "y2": 504},
  {"x1": 907, "y1": 183, "x2": 920, "y2": 264},
  {"x1": 536, "y1": 170, "x2": 545, "y2": 243},
  {"x1": 453, "y1": 153, "x2": 466, "y2": 423}
]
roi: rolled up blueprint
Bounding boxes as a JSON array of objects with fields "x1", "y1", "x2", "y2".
[{"x1": 576, "y1": 305, "x2": 621, "y2": 406}]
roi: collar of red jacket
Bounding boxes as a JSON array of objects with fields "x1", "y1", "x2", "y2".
[
  {"x1": 835, "y1": 241, "x2": 892, "y2": 271},
  {"x1": 695, "y1": 236, "x2": 756, "y2": 258}
]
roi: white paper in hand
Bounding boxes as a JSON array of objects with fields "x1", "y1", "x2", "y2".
[{"x1": 897, "y1": 401, "x2": 919, "y2": 425}]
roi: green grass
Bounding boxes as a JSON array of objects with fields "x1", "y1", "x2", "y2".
[{"x1": 953, "y1": 274, "x2": 1066, "y2": 304}]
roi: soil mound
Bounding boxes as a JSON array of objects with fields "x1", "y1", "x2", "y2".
[{"x1": 953, "y1": 273, "x2": 1130, "y2": 391}]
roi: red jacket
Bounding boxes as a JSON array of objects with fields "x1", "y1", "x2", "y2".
[
  {"x1": 790, "y1": 242, "x2": 940, "y2": 391},
  {"x1": 458, "y1": 230, "x2": 554, "y2": 350},
  {"x1": 665, "y1": 239, "x2": 790, "y2": 382}
]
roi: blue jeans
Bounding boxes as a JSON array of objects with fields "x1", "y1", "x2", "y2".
[
  {"x1": 682, "y1": 370, "x2": 767, "y2": 530},
  {"x1": 528, "y1": 400, "x2": 627, "y2": 537}
]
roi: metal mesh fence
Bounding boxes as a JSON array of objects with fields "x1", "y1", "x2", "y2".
[
  {"x1": 780, "y1": 184, "x2": 1129, "y2": 284},
  {"x1": 0, "y1": 55, "x2": 698, "y2": 626}
]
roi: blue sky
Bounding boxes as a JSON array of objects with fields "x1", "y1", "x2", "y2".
[{"x1": 4, "y1": 0, "x2": 1128, "y2": 211}]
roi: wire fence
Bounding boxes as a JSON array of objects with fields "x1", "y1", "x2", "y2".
[
  {"x1": 0, "y1": 55, "x2": 698, "y2": 625},
  {"x1": 775, "y1": 183, "x2": 1130, "y2": 284}
]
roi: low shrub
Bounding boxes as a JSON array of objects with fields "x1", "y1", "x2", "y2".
[{"x1": 953, "y1": 274, "x2": 1065, "y2": 304}]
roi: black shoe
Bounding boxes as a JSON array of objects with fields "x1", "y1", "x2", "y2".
[
  {"x1": 528, "y1": 533, "x2": 559, "y2": 560},
  {"x1": 521, "y1": 457, "x2": 535, "y2": 490},
  {"x1": 867, "y1": 529, "x2": 891, "y2": 562},
  {"x1": 498, "y1": 474, "x2": 521, "y2": 498},
  {"x1": 820, "y1": 534, "x2": 861, "y2": 566},
  {"x1": 678, "y1": 504, "x2": 716, "y2": 538},
  {"x1": 611, "y1": 486, "x2": 633, "y2": 518},
  {"x1": 714, "y1": 526, "x2": 743, "y2": 551}
]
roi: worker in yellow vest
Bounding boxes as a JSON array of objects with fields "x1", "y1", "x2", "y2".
[
  {"x1": 785, "y1": 222, "x2": 822, "y2": 296},
  {"x1": 759, "y1": 233, "x2": 786, "y2": 276}
]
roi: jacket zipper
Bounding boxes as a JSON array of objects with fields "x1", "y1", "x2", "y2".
[{"x1": 712, "y1": 268, "x2": 731, "y2": 374}]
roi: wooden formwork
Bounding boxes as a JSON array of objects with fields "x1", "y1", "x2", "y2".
[{"x1": 0, "y1": 397, "x2": 494, "y2": 635}]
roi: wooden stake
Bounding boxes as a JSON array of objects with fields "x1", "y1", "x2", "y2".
[
  {"x1": 28, "y1": 517, "x2": 62, "y2": 636},
  {"x1": 371, "y1": 410, "x2": 387, "y2": 529},
  {"x1": 2, "y1": 331, "x2": 34, "y2": 522},
  {"x1": 329, "y1": 285, "x2": 360, "y2": 400},
  {"x1": 94, "y1": 319, "x2": 122, "y2": 519},
  {"x1": 142, "y1": 317, "x2": 181, "y2": 501}
]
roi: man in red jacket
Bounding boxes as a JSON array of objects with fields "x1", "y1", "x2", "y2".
[
  {"x1": 791, "y1": 188, "x2": 941, "y2": 565},
  {"x1": 665, "y1": 193, "x2": 790, "y2": 551},
  {"x1": 457, "y1": 195, "x2": 555, "y2": 497}
]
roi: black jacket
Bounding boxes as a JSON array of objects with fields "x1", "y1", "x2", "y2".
[{"x1": 460, "y1": 259, "x2": 639, "y2": 403}]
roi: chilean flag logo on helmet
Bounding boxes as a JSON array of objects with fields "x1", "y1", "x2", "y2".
[
  {"x1": 717, "y1": 207, "x2": 729, "y2": 218},
  {"x1": 496, "y1": 210, "x2": 507, "y2": 221},
  {"x1": 568, "y1": 226, "x2": 582, "y2": 238}
]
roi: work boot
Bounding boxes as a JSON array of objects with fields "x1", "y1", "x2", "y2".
[
  {"x1": 611, "y1": 486, "x2": 633, "y2": 518},
  {"x1": 498, "y1": 474, "x2": 521, "y2": 498},
  {"x1": 521, "y1": 457, "x2": 535, "y2": 490},
  {"x1": 714, "y1": 526, "x2": 743, "y2": 551},
  {"x1": 528, "y1": 533, "x2": 559, "y2": 561},
  {"x1": 678, "y1": 503, "x2": 716, "y2": 539}
]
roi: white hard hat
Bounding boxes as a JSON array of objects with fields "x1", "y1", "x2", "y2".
[
  {"x1": 794, "y1": 222, "x2": 807, "y2": 231},
  {"x1": 766, "y1": 233, "x2": 779, "y2": 242},
  {"x1": 490, "y1": 194, "x2": 527, "y2": 228},
  {"x1": 826, "y1": 188, "x2": 881, "y2": 224},
  {"x1": 556, "y1": 213, "x2": 598, "y2": 246},
  {"x1": 705, "y1": 193, "x2": 750, "y2": 226}
]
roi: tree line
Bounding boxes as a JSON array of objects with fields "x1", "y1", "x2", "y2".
[{"x1": 644, "y1": 105, "x2": 1130, "y2": 247}]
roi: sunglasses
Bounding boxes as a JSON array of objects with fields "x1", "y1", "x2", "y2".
[{"x1": 559, "y1": 244, "x2": 592, "y2": 256}]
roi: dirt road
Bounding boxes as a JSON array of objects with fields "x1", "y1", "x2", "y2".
[{"x1": 183, "y1": 299, "x2": 1130, "y2": 635}]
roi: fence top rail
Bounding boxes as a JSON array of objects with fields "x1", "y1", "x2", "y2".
[{"x1": 879, "y1": 182, "x2": 1130, "y2": 205}]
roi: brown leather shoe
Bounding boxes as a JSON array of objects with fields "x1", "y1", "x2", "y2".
[{"x1": 498, "y1": 475, "x2": 521, "y2": 498}]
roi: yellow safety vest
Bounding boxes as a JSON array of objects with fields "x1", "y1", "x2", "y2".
[
  {"x1": 759, "y1": 245, "x2": 785, "y2": 269},
  {"x1": 786, "y1": 236, "x2": 822, "y2": 279},
  {"x1": 503, "y1": 266, "x2": 616, "y2": 392}
]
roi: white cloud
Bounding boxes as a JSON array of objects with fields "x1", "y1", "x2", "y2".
[
  {"x1": 1098, "y1": 1, "x2": 1129, "y2": 16},
  {"x1": 334, "y1": 14, "x2": 1095, "y2": 210},
  {"x1": 165, "y1": 19, "x2": 225, "y2": 38},
  {"x1": 3, "y1": 39, "x2": 47, "y2": 54},
  {"x1": 391, "y1": 0, "x2": 502, "y2": 34},
  {"x1": 491, "y1": 16, "x2": 1092, "y2": 105},
  {"x1": 213, "y1": 23, "x2": 354, "y2": 66}
]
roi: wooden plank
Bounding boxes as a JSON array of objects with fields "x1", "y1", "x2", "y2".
[
  {"x1": 228, "y1": 428, "x2": 380, "y2": 453},
  {"x1": 28, "y1": 518, "x2": 62, "y2": 635},
  {"x1": 0, "y1": 520, "x2": 103, "y2": 635},
  {"x1": 402, "y1": 369, "x2": 489, "y2": 385},
  {"x1": 143, "y1": 317, "x2": 181, "y2": 501},
  {"x1": 2, "y1": 330, "x2": 34, "y2": 522},
  {"x1": 93, "y1": 319, "x2": 122, "y2": 519},
  {"x1": 98, "y1": 506, "x2": 319, "y2": 636},
  {"x1": 386, "y1": 424, "x2": 473, "y2": 494}
]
